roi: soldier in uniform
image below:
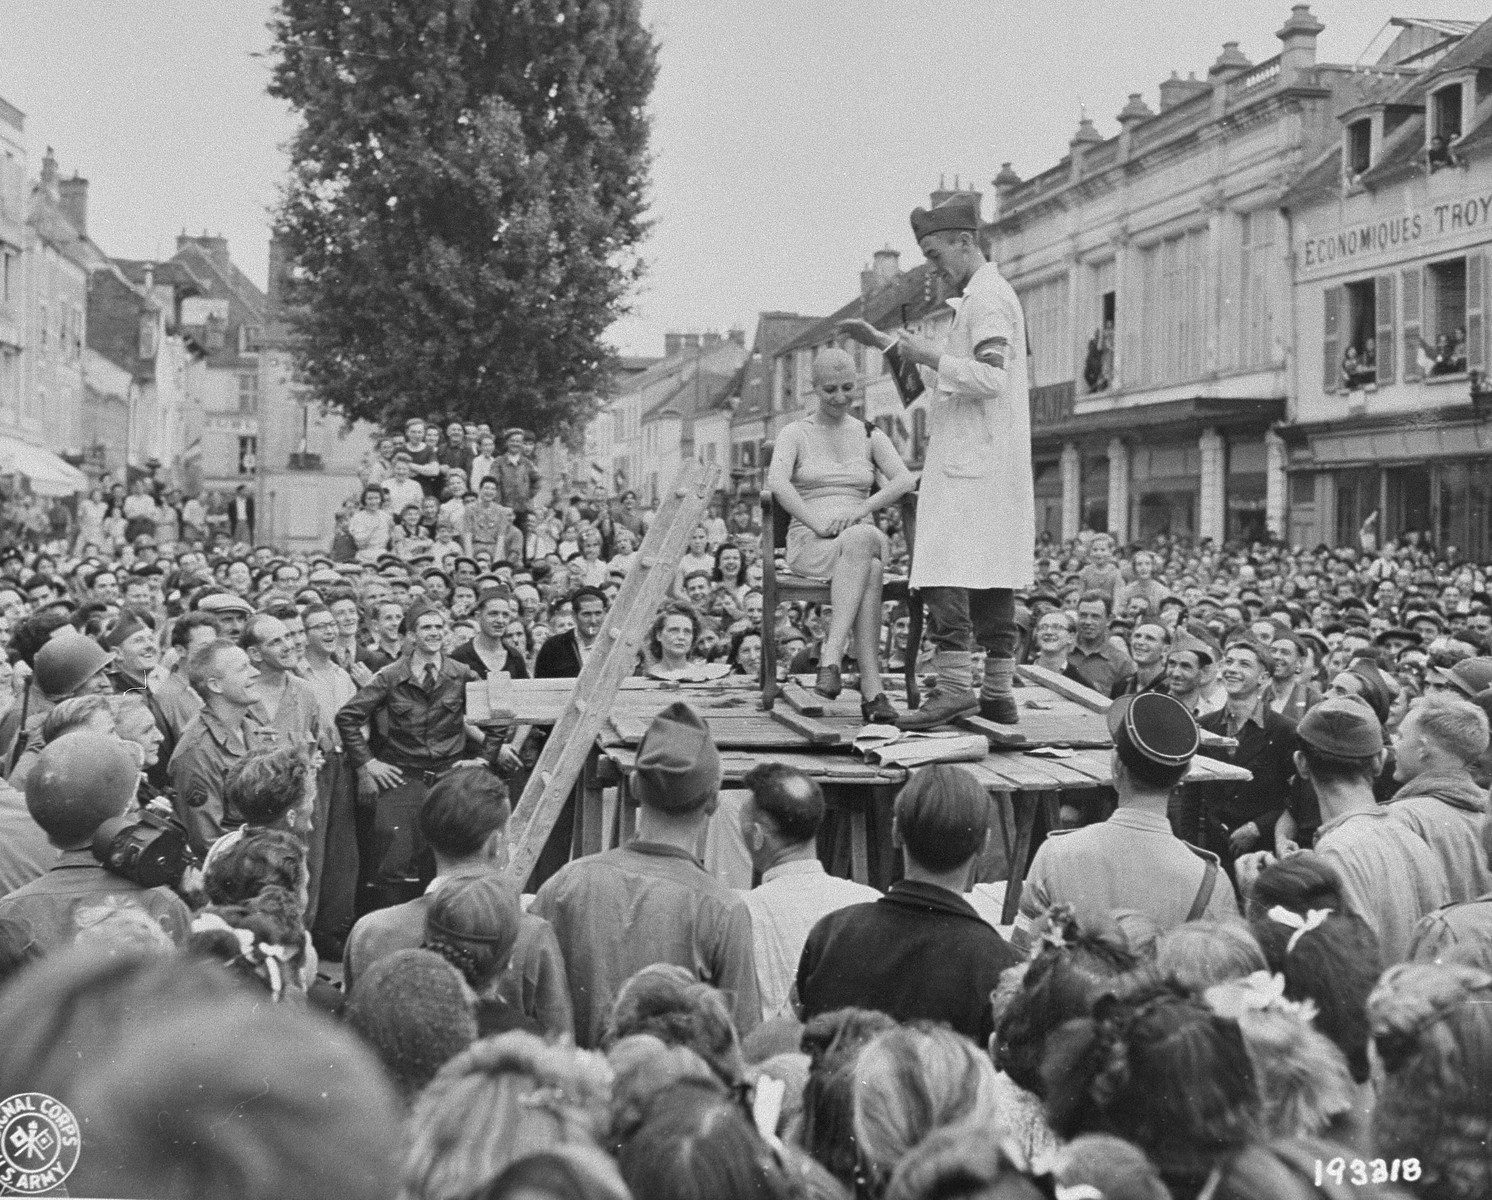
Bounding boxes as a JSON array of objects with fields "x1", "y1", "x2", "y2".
[
  {"x1": 1013, "y1": 692, "x2": 1236, "y2": 952},
  {"x1": 840, "y1": 194, "x2": 1033, "y2": 728}
]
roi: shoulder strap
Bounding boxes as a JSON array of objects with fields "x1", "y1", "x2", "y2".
[{"x1": 1186, "y1": 857, "x2": 1220, "y2": 922}]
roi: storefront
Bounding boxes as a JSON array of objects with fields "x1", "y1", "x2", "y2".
[{"x1": 1281, "y1": 25, "x2": 1492, "y2": 558}]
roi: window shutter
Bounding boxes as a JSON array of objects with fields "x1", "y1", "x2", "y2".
[
  {"x1": 1467, "y1": 252, "x2": 1485, "y2": 373},
  {"x1": 1323, "y1": 285, "x2": 1342, "y2": 393},
  {"x1": 1402, "y1": 268, "x2": 1423, "y2": 382},
  {"x1": 1375, "y1": 274, "x2": 1396, "y2": 383}
]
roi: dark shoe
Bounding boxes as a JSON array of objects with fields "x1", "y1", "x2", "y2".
[
  {"x1": 979, "y1": 692, "x2": 1020, "y2": 725},
  {"x1": 895, "y1": 688, "x2": 979, "y2": 730},
  {"x1": 861, "y1": 693, "x2": 898, "y2": 724},
  {"x1": 814, "y1": 663, "x2": 842, "y2": 700}
]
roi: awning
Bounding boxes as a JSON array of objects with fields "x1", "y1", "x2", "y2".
[{"x1": 0, "y1": 436, "x2": 90, "y2": 496}]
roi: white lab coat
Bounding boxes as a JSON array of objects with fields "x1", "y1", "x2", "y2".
[{"x1": 909, "y1": 260, "x2": 1035, "y2": 591}]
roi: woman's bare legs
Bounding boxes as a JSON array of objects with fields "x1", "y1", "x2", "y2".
[
  {"x1": 854, "y1": 553, "x2": 885, "y2": 699},
  {"x1": 822, "y1": 525, "x2": 880, "y2": 672}
]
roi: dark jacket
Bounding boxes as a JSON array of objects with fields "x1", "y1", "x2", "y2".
[
  {"x1": 534, "y1": 630, "x2": 584, "y2": 679},
  {"x1": 1197, "y1": 704, "x2": 1300, "y2": 840},
  {"x1": 336, "y1": 654, "x2": 485, "y2": 771},
  {"x1": 796, "y1": 880, "x2": 1020, "y2": 1044}
]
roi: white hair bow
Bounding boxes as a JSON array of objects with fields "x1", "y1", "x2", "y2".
[{"x1": 1267, "y1": 905, "x2": 1332, "y2": 953}]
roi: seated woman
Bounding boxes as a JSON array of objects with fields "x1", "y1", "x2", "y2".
[{"x1": 765, "y1": 348, "x2": 915, "y2": 720}]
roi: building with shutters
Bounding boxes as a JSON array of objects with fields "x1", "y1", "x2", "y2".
[
  {"x1": 987, "y1": 5, "x2": 1408, "y2": 546},
  {"x1": 1280, "y1": 16, "x2": 1492, "y2": 560}
]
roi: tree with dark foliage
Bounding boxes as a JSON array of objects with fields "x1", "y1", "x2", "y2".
[{"x1": 270, "y1": 0, "x2": 657, "y2": 439}]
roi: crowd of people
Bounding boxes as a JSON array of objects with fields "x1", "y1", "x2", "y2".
[{"x1": 0, "y1": 370, "x2": 1489, "y2": 1196}]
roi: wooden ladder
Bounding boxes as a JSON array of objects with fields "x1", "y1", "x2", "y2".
[{"x1": 501, "y1": 459, "x2": 723, "y2": 887}]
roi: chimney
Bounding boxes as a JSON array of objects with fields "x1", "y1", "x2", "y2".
[
  {"x1": 872, "y1": 246, "x2": 900, "y2": 286},
  {"x1": 1068, "y1": 116, "x2": 1103, "y2": 181},
  {"x1": 266, "y1": 233, "x2": 288, "y2": 310},
  {"x1": 177, "y1": 231, "x2": 231, "y2": 272},
  {"x1": 701, "y1": 331, "x2": 722, "y2": 350},
  {"x1": 1158, "y1": 71, "x2": 1209, "y2": 111},
  {"x1": 58, "y1": 174, "x2": 88, "y2": 235},
  {"x1": 1276, "y1": 4, "x2": 1324, "y2": 86},
  {"x1": 1208, "y1": 42, "x2": 1252, "y2": 80},
  {"x1": 727, "y1": 326, "x2": 745, "y2": 347},
  {"x1": 683, "y1": 332, "x2": 701, "y2": 351},
  {"x1": 664, "y1": 331, "x2": 685, "y2": 358},
  {"x1": 39, "y1": 147, "x2": 58, "y2": 200}
]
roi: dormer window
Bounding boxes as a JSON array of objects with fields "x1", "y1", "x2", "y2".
[
  {"x1": 1347, "y1": 118, "x2": 1372, "y2": 176},
  {"x1": 1433, "y1": 83, "x2": 1463, "y2": 142}
]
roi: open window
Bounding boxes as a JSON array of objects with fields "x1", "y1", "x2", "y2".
[
  {"x1": 1429, "y1": 83, "x2": 1464, "y2": 171},
  {"x1": 1325, "y1": 276, "x2": 1396, "y2": 392},
  {"x1": 1347, "y1": 118, "x2": 1373, "y2": 176}
]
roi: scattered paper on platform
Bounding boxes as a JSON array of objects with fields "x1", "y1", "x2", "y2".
[{"x1": 856, "y1": 730, "x2": 990, "y2": 767}]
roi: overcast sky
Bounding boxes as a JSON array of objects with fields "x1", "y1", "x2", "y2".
[{"x1": 3, "y1": 2, "x2": 1488, "y2": 358}]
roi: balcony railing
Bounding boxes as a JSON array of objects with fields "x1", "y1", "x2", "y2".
[
  {"x1": 1030, "y1": 381, "x2": 1075, "y2": 428},
  {"x1": 1226, "y1": 55, "x2": 1281, "y2": 104}
]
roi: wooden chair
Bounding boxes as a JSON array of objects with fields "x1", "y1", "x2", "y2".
[{"x1": 759, "y1": 490, "x2": 922, "y2": 711}]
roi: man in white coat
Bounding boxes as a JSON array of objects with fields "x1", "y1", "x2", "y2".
[{"x1": 841, "y1": 195, "x2": 1034, "y2": 728}]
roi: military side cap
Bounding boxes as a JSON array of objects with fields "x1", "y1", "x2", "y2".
[
  {"x1": 1298, "y1": 696, "x2": 1384, "y2": 756},
  {"x1": 1429, "y1": 656, "x2": 1492, "y2": 698},
  {"x1": 1107, "y1": 692, "x2": 1199, "y2": 769},
  {"x1": 910, "y1": 196, "x2": 979, "y2": 241},
  {"x1": 632, "y1": 701, "x2": 720, "y2": 814},
  {"x1": 1170, "y1": 631, "x2": 1214, "y2": 666}
]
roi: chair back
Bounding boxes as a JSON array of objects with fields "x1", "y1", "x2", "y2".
[{"x1": 765, "y1": 492, "x2": 792, "y2": 550}]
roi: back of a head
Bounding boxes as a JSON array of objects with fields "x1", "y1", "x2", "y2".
[
  {"x1": 346, "y1": 948, "x2": 477, "y2": 1103},
  {"x1": 70, "y1": 989, "x2": 402, "y2": 1200},
  {"x1": 424, "y1": 870, "x2": 522, "y2": 990},
  {"x1": 24, "y1": 730, "x2": 139, "y2": 848},
  {"x1": 1249, "y1": 907, "x2": 1381, "y2": 1084},
  {"x1": 603, "y1": 963, "x2": 744, "y2": 1088},
  {"x1": 885, "y1": 1123, "x2": 1045, "y2": 1200},
  {"x1": 1055, "y1": 1135, "x2": 1170, "y2": 1200},
  {"x1": 995, "y1": 908, "x2": 1140, "y2": 1095},
  {"x1": 204, "y1": 827, "x2": 307, "y2": 907},
  {"x1": 419, "y1": 768, "x2": 511, "y2": 859},
  {"x1": 0, "y1": 949, "x2": 241, "y2": 1109},
  {"x1": 1154, "y1": 920, "x2": 1267, "y2": 993},
  {"x1": 617, "y1": 1080, "x2": 797, "y2": 1200},
  {"x1": 224, "y1": 746, "x2": 310, "y2": 827},
  {"x1": 1368, "y1": 962, "x2": 1492, "y2": 1200},
  {"x1": 1041, "y1": 986, "x2": 1259, "y2": 1191},
  {"x1": 853, "y1": 1024, "x2": 1000, "y2": 1182},
  {"x1": 1247, "y1": 853, "x2": 1347, "y2": 920},
  {"x1": 39, "y1": 694, "x2": 114, "y2": 745},
  {"x1": 894, "y1": 765, "x2": 989, "y2": 872},
  {"x1": 475, "y1": 1146, "x2": 631, "y2": 1200},
  {"x1": 744, "y1": 761, "x2": 824, "y2": 847},
  {"x1": 1205, "y1": 1138, "x2": 1416, "y2": 1200},
  {"x1": 1411, "y1": 691, "x2": 1491, "y2": 765},
  {"x1": 403, "y1": 1032, "x2": 613, "y2": 1200},
  {"x1": 799, "y1": 1008, "x2": 899, "y2": 1186}
]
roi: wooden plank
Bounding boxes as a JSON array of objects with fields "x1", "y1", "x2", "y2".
[
  {"x1": 768, "y1": 708, "x2": 842, "y2": 745},
  {"x1": 780, "y1": 681, "x2": 825, "y2": 717},
  {"x1": 502, "y1": 459, "x2": 722, "y2": 888},
  {"x1": 1017, "y1": 664, "x2": 1114, "y2": 713}
]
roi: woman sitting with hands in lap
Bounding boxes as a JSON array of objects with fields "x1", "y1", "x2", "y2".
[{"x1": 765, "y1": 347, "x2": 915, "y2": 721}]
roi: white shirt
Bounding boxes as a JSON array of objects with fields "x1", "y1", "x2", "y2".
[{"x1": 740, "y1": 858, "x2": 879, "y2": 1020}]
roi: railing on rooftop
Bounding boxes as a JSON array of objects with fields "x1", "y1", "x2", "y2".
[{"x1": 1226, "y1": 55, "x2": 1281, "y2": 104}]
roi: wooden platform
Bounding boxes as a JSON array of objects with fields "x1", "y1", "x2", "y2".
[{"x1": 506, "y1": 675, "x2": 1249, "y2": 921}]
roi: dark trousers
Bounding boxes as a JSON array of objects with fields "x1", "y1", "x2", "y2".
[
  {"x1": 922, "y1": 586, "x2": 1018, "y2": 659},
  {"x1": 354, "y1": 761, "x2": 448, "y2": 914},
  {"x1": 307, "y1": 751, "x2": 359, "y2": 953}
]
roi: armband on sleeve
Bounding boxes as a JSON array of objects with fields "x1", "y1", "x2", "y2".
[{"x1": 973, "y1": 336, "x2": 1009, "y2": 370}]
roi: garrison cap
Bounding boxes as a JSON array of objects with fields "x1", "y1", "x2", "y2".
[
  {"x1": 1107, "y1": 692, "x2": 1199, "y2": 772},
  {"x1": 910, "y1": 196, "x2": 979, "y2": 242},
  {"x1": 1297, "y1": 696, "x2": 1384, "y2": 757}
]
